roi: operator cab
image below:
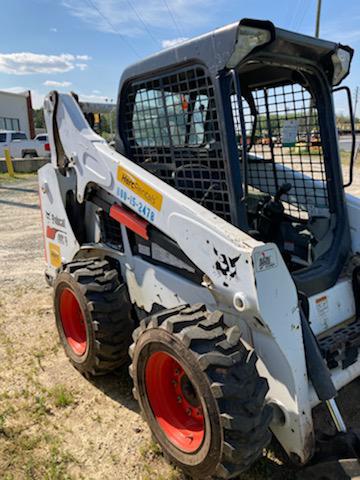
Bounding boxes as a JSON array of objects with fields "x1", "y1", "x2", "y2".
[{"x1": 117, "y1": 19, "x2": 354, "y2": 296}]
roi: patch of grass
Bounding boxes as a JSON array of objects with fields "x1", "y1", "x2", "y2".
[
  {"x1": 18, "y1": 433, "x2": 41, "y2": 451},
  {"x1": 141, "y1": 465, "x2": 182, "y2": 480},
  {"x1": 32, "y1": 394, "x2": 51, "y2": 419},
  {"x1": 0, "y1": 172, "x2": 36, "y2": 183},
  {"x1": 43, "y1": 445, "x2": 76, "y2": 480},
  {"x1": 49, "y1": 385, "x2": 75, "y2": 408},
  {"x1": 1, "y1": 426, "x2": 78, "y2": 480},
  {"x1": 0, "y1": 407, "x2": 15, "y2": 437},
  {"x1": 140, "y1": 440, "x2": 162, "y2": 459},
  {"x1": 0, "y1": 411, "x2": 7, "y2": 435}
]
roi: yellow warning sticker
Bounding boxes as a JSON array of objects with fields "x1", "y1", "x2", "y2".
[
  {"x1": 49, "y1": 242, "x2": 62, "y2": 268},
  {"x1": 117, "y1": 166, "x2": 163, "y2": 212}
]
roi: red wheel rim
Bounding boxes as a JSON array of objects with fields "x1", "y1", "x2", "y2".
[
  {"x1": 59, "y1": 288, "x2": 87, "y2": 356},
  {"x1": 145, "y1": 351, "x2": 205, "y2": 453}
]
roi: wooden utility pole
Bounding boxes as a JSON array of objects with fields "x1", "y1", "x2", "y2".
[{"x1": 315, "y1": 0, "x2": 322, "y2": 37}]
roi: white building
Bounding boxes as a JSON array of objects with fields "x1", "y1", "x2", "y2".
[{"x1": 0, "y1": 90, "x2": 35, "y2": 138}]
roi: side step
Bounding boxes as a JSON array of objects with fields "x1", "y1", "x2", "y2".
[{"x1": 318, "y1": 318, "x2": 360, "y2": 370}]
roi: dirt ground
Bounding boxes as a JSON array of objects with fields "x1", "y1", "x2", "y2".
[{"x1": 0, "y1": 173, "x2": 359, "y2": 480}]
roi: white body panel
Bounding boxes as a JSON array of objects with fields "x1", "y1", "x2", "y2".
[
  {"x1": 346, "y1": 192, "x2": 360, "y2": 253},
  {"x1": 38, "y1": 93, "x2": 360, "y2": 465}
]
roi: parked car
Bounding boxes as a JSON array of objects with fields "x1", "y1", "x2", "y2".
[{"x1": 0, "y1": 130, "x2": 51, "y2": 158}]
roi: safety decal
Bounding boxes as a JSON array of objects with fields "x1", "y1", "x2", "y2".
[
  {"x1": 49, "y1": 242, "x2": 62, "y2": 268},
  {"x1": 117, "y1": 166, "x2": 163, "y2": 212},
  {"x1": 254, "y1": 249, "x2": 278, "y2": 272},
  {"x1": 315, "y1": 295, "x2": 329, "y2": 325}
]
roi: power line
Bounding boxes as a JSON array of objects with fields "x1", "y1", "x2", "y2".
[
  {"x1": 83, "y1": 0, "x2": 141, "y2": 58},
  {"x1": 290, "y1": 0, "x2": 302, "y2": 30},
  {"x1": 162, "y1": 0, "x2": 185, "y2": 38},
  {"x1": 296, "y1": 0, "x2": 313, "y2": 31},
  {"x1": 125, "y1": 0, "x2": 161, "y2": 48}
]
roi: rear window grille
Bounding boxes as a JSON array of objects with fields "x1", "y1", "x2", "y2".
[
  {"x1": 99, "y1": 211, "x2": 123, "y2": 250},
  {"x1": 232, "y1": 83, "x2": 329, "y2": 220},
  {"x1": 123, "y1": 66, "x2": 231, "y2": 221}
]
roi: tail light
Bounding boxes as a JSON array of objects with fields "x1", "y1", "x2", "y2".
[{"x1": 45, "y1": 143, "x2": 50, "y2": 152}]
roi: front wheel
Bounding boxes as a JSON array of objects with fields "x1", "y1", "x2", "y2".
[
  {"x1": 129, "y1": 304, "x2": 272, "y2": 479},
  {"x1": 53, "y1": 257, "x2": 134, "y2": 375}
]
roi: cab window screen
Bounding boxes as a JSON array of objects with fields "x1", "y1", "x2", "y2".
[
  {"x1": 232, "y1": 82, "x2": 329, "y2": 220},
  {"x1": 123, "y1": 66, "x2": 231, "y2": 221}
]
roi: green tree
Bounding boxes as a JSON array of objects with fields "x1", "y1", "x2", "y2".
[{"x1": 33, "y1": 109, "x2": 45, "y2": 129}]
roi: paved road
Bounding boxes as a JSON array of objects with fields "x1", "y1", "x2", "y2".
[{"x1": 338, "y1": 134, "x2": 360, "y2": 152}]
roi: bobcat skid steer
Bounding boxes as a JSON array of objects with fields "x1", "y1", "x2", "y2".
[{"x1": 38, "y1": 18, "x2": 360, "y2": 479}]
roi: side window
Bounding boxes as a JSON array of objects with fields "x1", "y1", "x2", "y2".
[
  {"x1": 189, "y1": 95, "x2": 209, "y2": 145},
  {"x1": 11, "y1": 132, "x2": 27, "y2": 141},
  {"x1": 122, "y1": 66, "x2": 232, "y2": 222},
  {"x1": 133, "y1": 89, "x2": 168, "y2": 147},
  {"x1": 0, "y1": 133, "x2": 6, "y2": 143},
  {"x1": 132, "y1": 89, "x2": 210, "y2": 148},
  {"x1": 0, "y1": 117, "x2": 20, "y2": 131},
  {"x1": 165, "y1": 92, "x2": 188, "y2": 146},
  {"x1": 11, "y1": 119, "x2": 20, "y2": 131}
]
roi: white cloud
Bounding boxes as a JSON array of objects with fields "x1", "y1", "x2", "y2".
[
  {"x1": 76, "y1": 54, "x2": 91, "y2": 61},
  {"x1": 162, "y1": 37, "x2": 188, "y2": 49},
  {"x1": 0, "y1": 53, "x2": 91, "y2": 75},
  {"x1": 62, "y1": 0, "x2": 216, "y2": 37},
  {"x1": 50, "y1": 27, "x2": 58, "y2": 33},
  {"x1": 79, "y1": 93, "x2": 114, "y2": 103},
  {"x1": 43, "y1": 80, "x2": 72, "y2": 87},
  {"x1": 92, "y1": 89, "x2": 101, "y2": 94},
  {"x1": 75, "y1": 63, "x2": 88, "y2": 71}
]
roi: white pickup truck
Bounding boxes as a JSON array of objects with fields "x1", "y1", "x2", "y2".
[{"x1": 0, "y1": 130, "x2": 51, "y2": 158}]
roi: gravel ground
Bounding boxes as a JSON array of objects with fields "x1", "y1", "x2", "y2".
[{"x1": 0, "y1": 174, "x2": 359, "y2": 480}]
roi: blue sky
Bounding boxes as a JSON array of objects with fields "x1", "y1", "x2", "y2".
[{"x1": 0, "y1": 0, "x2": 359, "y2": 111}]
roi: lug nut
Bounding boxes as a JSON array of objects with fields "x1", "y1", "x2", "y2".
[
  {"x1": 174, "y1": 368, "x2": 180, "y2": 375},
  {"x1": 171, "y1": 379, "x2": 177, "y2": 386},
  {"x1": 186, "y1": 408, "x2": 192, "y2": 416},
  {"x1": 177, "y1": 396, "x2": 182, "y2": 403}
]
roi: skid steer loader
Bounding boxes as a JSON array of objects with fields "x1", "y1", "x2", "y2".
[{"x1": 38, "y1": 18, "x2": 360, "y2": 479}]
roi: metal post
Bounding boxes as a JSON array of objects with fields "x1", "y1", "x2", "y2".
[
  {"x1": 326, "y1": 399, "x2": 347, "y2": 433},
  {"x1": 315, "y1": 0, "x2": 322, "y2": 38},
  {"x1": 4, "y1": 148, "x2": 15, "y2": 177}
]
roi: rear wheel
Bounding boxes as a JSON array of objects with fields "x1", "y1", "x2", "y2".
[
  {"x1": 22, "y1": 151, "x2": 37, "y2": 158},
  {"x1": 54, "y1": 257, "x2": 134, "y2": 375},
  {"x1": 130, "y1": 304, "x2": 272, "y2": 479}
]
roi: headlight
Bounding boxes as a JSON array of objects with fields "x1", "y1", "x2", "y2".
[
  {"x1": 332, "y1": 47, "x2": 351, "y2": 86},
  {"x1": 227, "y1": 25, "x2": 272, "y2": 68}
]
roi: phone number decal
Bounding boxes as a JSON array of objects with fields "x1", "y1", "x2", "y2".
[{"x1": 117, "y1": 186, "x2": 156, "y2": 222}]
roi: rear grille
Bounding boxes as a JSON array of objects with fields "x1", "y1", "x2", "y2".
[
  {"x1": 99, "y1": 211, "x2": 123, "y2": 250},
  {"x1": 319, "y1": 319, "x2": 360, "y2": 369}
]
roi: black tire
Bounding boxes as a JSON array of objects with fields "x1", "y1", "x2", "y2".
[
  {"x1": 22, "y1": 151, "x2": 37, "y2": 158},
  {"x1": 54, "y1": 257, "x2": 134, "y2": 375},
  {"x1": 129, "y1": 304, "x2": 272, "y2": 479}
]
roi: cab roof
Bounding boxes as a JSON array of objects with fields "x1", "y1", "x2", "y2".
[{"x1": 119, "y1": 18, "x2": 352, "y2": 89}]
